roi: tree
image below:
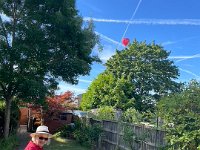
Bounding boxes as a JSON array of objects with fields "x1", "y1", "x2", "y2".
[
  {"x1": 105, "y1": 40, "x2": 181, "y2": 111},
  {"x1": 0, "y1": 0, "x2": 99, "y2": 138},
  {"x1": 157, "y1": 80, "x2": 200, "y2": 149},
  {"x1": 46, "y1": 91, "x2": 76, "y2": 118},
  {"x1": 80, "y1": 72, "x2": 135, "y2": 111}
]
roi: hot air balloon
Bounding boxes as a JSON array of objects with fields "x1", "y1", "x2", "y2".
[{"x1": 122, "y1": 38, "x2": 130, "y2": 46}]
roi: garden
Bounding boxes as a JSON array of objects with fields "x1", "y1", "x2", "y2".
[{"x1": 0, "y1": 0, "x2": 200, "y2": 150}]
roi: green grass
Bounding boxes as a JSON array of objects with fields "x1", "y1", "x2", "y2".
[
  {"x1": 0, "y1": 134, "x2": 18, "y2": 150},
  {"x1": 44, "y1": 137, "x2": 90, "y2": 150}
]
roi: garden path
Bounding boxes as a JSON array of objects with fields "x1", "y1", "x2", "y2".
[{"x1": 16, "y1": 125, "x2": 29, "y2": 150}]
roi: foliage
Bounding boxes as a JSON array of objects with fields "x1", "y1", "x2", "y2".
[
  {"x1": 95, "y1": 106, "x2": 116, "y2": 120},
  {"x1": 121, "y1": 108, "x2": 142, "y2": 124},
  {"x1": 0, "y1": 134, "x2": 18, "y2": 150},
  {"x1": 123, "y1": 125, "x2": 141, "y2": 150},
  {"x1": 0, "y1": 0, "x2": 99, "y2": 138},
  {"x1": 73, "y1": 121, "x2": 102, "y2": 147},
  {"x1": 45, "y1": 91, "x2": 76, "y2": 117},
  {"x1": 56, "y1": 119, "x2": 102, "y2": 148},
  {"x1": 80, "y1": 72, "x2": 135, "y2": 111},
  {"x1": 157, "y1": 80, "x2": 200, "y2": 149},
  {"x1": 56, "y1": 125, "x2": 75, "y2": 139},
  {"x1": 106, "y1": 40, "x2": 181, "y2": 111},
  {"x1": 0, "y1": 100, "x2": 20, "y2": 137},
  {"x1": 81, "y1": 40, "x2": 181, "y2": 112}
]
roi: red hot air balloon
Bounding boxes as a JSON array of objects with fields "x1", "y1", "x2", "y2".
[{"x1": 122, "y1": 38, "x2": 130, "y2": 46}]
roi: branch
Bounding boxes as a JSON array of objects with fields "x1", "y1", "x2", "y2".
[
  {"x1": 0, "y1": 18, "x2": 10, "y2": 48},
  {"x1": 12, "y1": 0, "x2": 17, "y2": 43},
  {"x1": 0, "y1": 82, "x2": 7, "y2": 98}
]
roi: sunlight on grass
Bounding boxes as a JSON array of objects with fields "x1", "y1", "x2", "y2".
[
  {"x1": 44, "y1": 137, "x2": 90, "y2": 150},
  {"x1": 54, "y1": 137, "x2": 69, "y2": 143}
]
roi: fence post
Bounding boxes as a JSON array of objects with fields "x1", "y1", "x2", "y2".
[
  {"x1": 141, "y1": 124, "x2": 145, "y2": 150},
  {"x1": 115, "y1": 121, "x2": 119, "y2": 150},
  {"x1": 97, "y1": 120, "x2": 103, "y2": 150}
]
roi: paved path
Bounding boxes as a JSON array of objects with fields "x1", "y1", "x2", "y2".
[{"x1": 16, "y1": 125, "x2": 30, "y2": 150}]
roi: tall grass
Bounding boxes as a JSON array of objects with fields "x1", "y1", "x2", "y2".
[{"x1": 0, "y1": 134, "x2": 18, "y2": 150}]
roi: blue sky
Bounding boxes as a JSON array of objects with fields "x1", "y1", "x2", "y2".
[{"x1": 57, "y1": 0, "x2": 200, "y2": 95}]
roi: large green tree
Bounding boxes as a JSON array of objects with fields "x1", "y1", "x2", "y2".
[
  {"x1": 157, "y1": 80, "x2": 200, "y2": 149},
  {"x1": 105, "y1": 40, "x2": 181, "y2": 111},
  {"x1": 80, "y1": 72, "x2": 135, "y2": 111},
  {"x1": 82, "y1": 40, "x2": 181, "y2": 112},
  {"x1": 0, "y1": 0, "x2": 99, "y2": 138}
]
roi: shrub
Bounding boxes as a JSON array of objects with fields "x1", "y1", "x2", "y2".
[
  {"x1": 57, "y1": 124, "x2": 75, "y2": 138},
  {"x1": 0, "y1": 134, "x2": 18, "y2": 150},
  {"x1": 0, "y1": 100, "x2": 20, "y2": 137},
  {"x1": 96, "y1": 106, "x2": 115, "y2": 120},
  {"x1": 157, "y1": 80, "x2": 200, "y2": 149},
  {"x1": 73, "y1": 120, "x2": 102, "y2": 147},
  {"x1": 121, "y1": 108, "x2": 142, "y2": 124}
]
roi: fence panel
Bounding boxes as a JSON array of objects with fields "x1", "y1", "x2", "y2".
[{"x1": 89, "y1": 118, "x2": 166, "y2": 150}]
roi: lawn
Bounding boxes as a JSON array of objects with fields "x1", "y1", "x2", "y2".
[{"x1": 44, "y1": 137, "x2": 90, "y2": 150}]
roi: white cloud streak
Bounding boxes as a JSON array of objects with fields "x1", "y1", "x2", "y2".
[
  {"x1": 162, "y1": 36, "x2": 200, "y2": 46},
  {"x1": 120, "y1": 0, "x2": 143, "y2": 41},
  {"x1": 95, "y1": 31, "x2": 122, "y2": 46},
  {"x1": 169, "y1": 53, "x2": 200, "y2": 62},
  {"x1": 179, "y1": 68, "x2": 200, "y2": 80},
  {"x1": 79, "y1": 79, "x2": 92, "y2": 83},
  {"x1": 84, "y1": 17, "x2": 200, "y2": 26},
  {"x1": 96, "y1": 30, "x2": 200, "y2": 63},
  {"x1": 161, "y1": 41, "x2": 178, "y2": 46}
]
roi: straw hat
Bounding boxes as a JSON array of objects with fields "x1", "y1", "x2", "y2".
[{"x1": 30, "y1": 125, "x2": 52, "y2": 138}]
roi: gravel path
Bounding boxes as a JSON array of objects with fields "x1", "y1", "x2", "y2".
[{"x1": 16, "y1": 125, "x2": 30, "y2": 150}]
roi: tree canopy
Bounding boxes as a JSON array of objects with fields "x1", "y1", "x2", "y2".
[
  {"x1": 81, "y1": 40, "x2": 181, "y2": 112},
  {"x1": 46, "y1": 91, "x2": 76, "y2": 112},
  {"x1": 157, "y1": 80, "x2": 200, "y2": 149},
  {"x1": 45, "y1": 91, "x2": 76, "y2": 118},
  {"x1": 80, "y1": 72, "x2": 135, "y2": 111},
  {"x1": 0, "y1": 0, "x2": 99, "y2": 138}
]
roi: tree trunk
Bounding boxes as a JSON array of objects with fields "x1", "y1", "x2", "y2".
[{"x1": 4, "y1": 98, "x2": 12, "y2": 139}]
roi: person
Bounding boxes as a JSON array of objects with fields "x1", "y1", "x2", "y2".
[{"x1": 24, "y1": 125, "x2": 52, "y2": 150}]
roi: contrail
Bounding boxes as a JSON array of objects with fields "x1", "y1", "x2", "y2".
[
  {"x1": 179, "y1": 68, "x2": 200, "y2": 80},
  {"x1": 169, "y1": 54, "x2": 200, "y2": 59},
  {"x1": 79, "y1": 79, "x2": 92, "y2": 83},
  {"x1": 162, "y1": 36, "x2": 200, "y2": 46},
  {"x1": 169, "y1": 53, "x2": 200, "y2": 62},
  {"x1": 84, "y1": 17, "x2": 200, "y2": 26},
  {"x1": 120, "y1": 0, "x2": 143, "y2": 43},
  {"x1": 95, "y1": 31, "x2": 122, "y2": 46},
  {"x1": 96, "y1": 30, "x2": 200, "y2": 62}
]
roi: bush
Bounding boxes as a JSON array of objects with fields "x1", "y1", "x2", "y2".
[
  {"x1": 157, "y1": 80, "x2": 200, "y2": 149},
  {"x1": 73, "y1": 124, "x2": 102, "y2": 147},
  {"x1": 0, "y1": 134, "x2": 18, "y2": 150},
  {"x1": 0, "y1": 100, "x2": 20, "y2": 137},
  {"x1": 73, "y1": 128, "x2": 90, "y2": 145},
  {"x1": 73, "y1": 120, "x2": 102, "y2": 147},
  {"x1": 57, "y1": 124, "x2": 75, "y2": 138},
  {"x1": 121, "y1": 108, "x2": 142, "y2": 124},
  {"x1": 87, "y1": 106, "x2": 116, "y2": 121},
  {"x1": 56, "y1": 118, "x2": 102, "y2": 147}
]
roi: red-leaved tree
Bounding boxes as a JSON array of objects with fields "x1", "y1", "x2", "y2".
[{"x1": 45, "y1": 91, "x2": 77, "y2": 118}]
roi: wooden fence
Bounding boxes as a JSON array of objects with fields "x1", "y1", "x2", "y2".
[{"x1": 89, "y1": 119, "x2": 166, "y2": 150}]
